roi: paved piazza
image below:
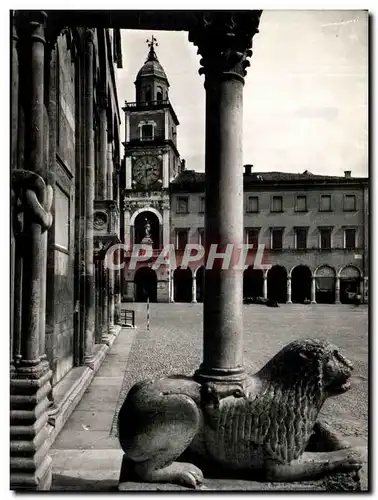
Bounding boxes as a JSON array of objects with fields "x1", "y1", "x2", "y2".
[{"x1": 111, "y1": 303, "x2": 368, "y2": 448}]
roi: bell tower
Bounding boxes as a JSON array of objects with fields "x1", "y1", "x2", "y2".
[{"x1": 121, "y1": 36, "x2": 181, "y2": 303}]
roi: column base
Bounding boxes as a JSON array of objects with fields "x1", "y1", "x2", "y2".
[
  {"x1": 191, "y1": 299, "x2": 197, "y2": 304},
  {"x1": 287, "y1": 300, "x2": 292, "y2": 304},
  {"x1": 194, "y1": 365, "x2": 247, "y2": 386},
  {"x1": 311, "y1": 301, "x2": 317, "y2": 304},
  {"x1": 10, "y1": 361, "x2": 53, "y2": 491}
]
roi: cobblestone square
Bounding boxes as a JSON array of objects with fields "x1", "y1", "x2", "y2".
[
  {"x1": 112, "y1": 303, "x2": 368, "y2": 445},
  {"x1": 51, "y1": 302, "x2": 368, "y2": 491}
]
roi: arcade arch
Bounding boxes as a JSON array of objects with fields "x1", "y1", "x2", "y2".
[
  {"x1": 267, "y1": 265, "x2": 287, "y2": 303},
  {"x1": 134, "y1": 266, "x2": 157, "y2": 302}
]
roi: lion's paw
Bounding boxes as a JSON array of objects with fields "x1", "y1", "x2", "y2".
[
  {"x1": 330, "y1": 447, "x2": 364, "y2": 473},
  {"x1": 169, "y1": 462, "x2": 204, "y2": 489}
]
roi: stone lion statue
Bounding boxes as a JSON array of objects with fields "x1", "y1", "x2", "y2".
[{"x1": 117, "y1": 339, "x2": 362, "y2": 489}]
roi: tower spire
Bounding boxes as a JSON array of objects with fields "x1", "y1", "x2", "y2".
[{"x1": 146, "y1": 35, "x2": 159, "y2": 61}]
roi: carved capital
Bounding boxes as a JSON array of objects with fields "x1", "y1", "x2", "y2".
[
  {"x1": 188, "y1": 11, "x2": 262, "y2": 82},
  {"x1": 85, "y1": 27, "x2": 95, "y2": 44},
  {"x1": 14, "y1": 10, "x2": 48, "y2": 45}
]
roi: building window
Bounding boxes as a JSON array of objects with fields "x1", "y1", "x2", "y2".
[
  {"x1": 198, "y1": 228, "x2": 204, "y2": 246},
  {"x1": 199, "y1": 196, "x2": 205, "y2": 213},
  {"x1": 320, "y1": 194, "x2": 332, "y2": 212},
  {"x1": 344, "y1": 194, "x2": 356, "y2": 211},
  {"x1": 141, "y1": 124, "x2": 153, "y2": 141},
  {"x1": 246, "y1": 196, "x2": 259, "y2": 213},
  {"x1": 176, "y1": 229, "x2": 188, "y2": 250},
  {"x1": 144, "y1": 86, "x2": 152, "y2": 101},
  {"x1": 319, "y1": 228, "x2": 332, "y2": 250},
  {"x1": 176, "y1": 196, "x2": 189, "y2": 214},
  {"x1": 295, "y1": 227, "x2": 308, "y2": 250},
  {"x1": 246, "y1": 228, "x2": 260, "y2": 248},
  {"x1": 271, "y1": 196, "x2": 283, "y2": 212},
  {"x1": 271, "y1": 228, "x2": 283, "y2": 250},
  {"x1": 295, "y1": 195, "x2": 307, "y2": 212},
  {"x1": 344, "y1": 228, "x2": 356, "y2": 249},
  {"x1": 156, "y1": 86, "x2": 163, "y2": 101}
]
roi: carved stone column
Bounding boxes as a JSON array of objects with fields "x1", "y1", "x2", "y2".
[
  {"x1": 84, "y1": 29, "x2": 95, "y2": 362},
  {"x1": 189, "y1": 12, "x2": 262, "y2": 385},
  {"x1": 11, "y1": 11, "x2": 53, "y2": 491},
  {"x1": 263, "y1": 272, "x2": 268, "y2": 299},
  {"x1": 335, "y1": 276, "x2": 341, "y2": 304},
  {"x1": 363, "y1": 276, "x2": 368, "y2": 303},
  {"x1": 98, "y1": 95, "x2": 108, "y2": 200},
  {"x1": 311, "y1": 277, "x2": 317, "y2": 304},
  {"x1": 107, "y1": 143, "x2": 113, "y2": 199},
  {"x1": 170, "y1": 269, "x2": 175, "y2": 303},
  {"x1": 11, "y1": 22, "x2": 19, "y2": 367},
  {"x1": 287, "y1": 276, "x2": 292, "y2": 304},
  {"x1": 191, "y1": 276, "x2": 197, "y2": 303}
]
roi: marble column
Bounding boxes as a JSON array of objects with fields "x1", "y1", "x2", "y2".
[
  {"x1": 170, "y1": 269, "x2": 175, "y2": 303},
  {"x1": 311, "y1": 277, "x2": 317, "y2": 304},
  {"x1": 191, "y1": 276, "x2": 197, "y2": 303},
  {"x1": 83, "y1": 29, "x2": 95, "y2": 362},
  {"x1": 163, "y1": 207, "x2": 170, "y2": 247},
  {"x1": 287, "y1": 276, "x2": 292, "y2": 304},
  {"x1": 107, "y1": 143, "x2": 113, "y2": 199},
  {"x1": 189, "y1": 12, "x2": 262, "y2": 385},
  {"x1": 263, "y1": 273, "x2": 268, "y2": 299},
  {"x1": 335, "y1": 277, "x2": 341, "y2": 304},
  {"x1": 11, "y1": 11, "x2": 53, "y2": 491},
  {"x1": 11, "y1": 23, "x2": 19, "y2": 366},
  {"x1": 363, "y1": 276, "x2": 368, "y2": 304},
  {"x1": 98, "y1": 96, "x2": 108, "y2": 200}
]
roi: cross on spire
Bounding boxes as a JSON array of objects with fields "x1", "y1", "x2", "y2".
[
  {"x1": 146, "y1": 35, "x2": 159, "y2": 61},
  {"x1": 146, "y1": 35, "x2": 158, "y2": 50}
]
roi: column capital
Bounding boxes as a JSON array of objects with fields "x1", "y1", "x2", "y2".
[
  {"x1": 14, "y1": 10, "x2": 48, "y2": 44},
  {"x1": 98, "y1": 92, "x2": 109, "y2": 110},
  {"x1": 188, "y1": 11, "x2": 262, "y2": 83},
  {"x1": 85, "y1": 27, "x2": 96, "y2": 44}
]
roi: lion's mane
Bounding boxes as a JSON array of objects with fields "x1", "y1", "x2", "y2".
[{"x1": 205, "y1": 339, "x2": 329, "y2": 467}]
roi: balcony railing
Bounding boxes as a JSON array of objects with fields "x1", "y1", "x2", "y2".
[{"x1": 124, "y1": 99, "x2": 169, "y2": 109}]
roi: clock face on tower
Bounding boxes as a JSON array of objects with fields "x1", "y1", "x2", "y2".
[{"x1": 133, "y1": 155, "x2": 161, "y2": 189}]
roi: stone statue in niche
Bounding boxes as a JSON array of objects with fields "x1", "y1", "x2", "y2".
[
  {"x1": 117, "y1": 339, "x2": 363, "y2": 489},
  {"x1": 141, "y1": 218, "x2": 153, "y2": 246}
]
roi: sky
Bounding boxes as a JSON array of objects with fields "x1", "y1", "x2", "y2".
[{"x1": 116, "y1": 10, "x2": 368, "y2": 177}]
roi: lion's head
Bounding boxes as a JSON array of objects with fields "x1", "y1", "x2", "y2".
[
  {"x1": 259, "y1": 338, "x2": 353, "y2": 397},
  {"x1": 253, "y1": 339, "x2": 353, "y2": 463}
]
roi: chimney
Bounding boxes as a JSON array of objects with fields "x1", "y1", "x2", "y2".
[
  {"x1": 181, "y1": 159, "x2": 186, "y2": 171},
  {"x1": 244, "y1": 164, "x2": 253, "y2": 175},
  {"x1": 344, "y1": 170, "x2": 351, "y2": 178}
]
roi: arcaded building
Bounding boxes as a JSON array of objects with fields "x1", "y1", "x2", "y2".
[{"x1": 120, "y1": 45, "x2": 369, "y2": 305}]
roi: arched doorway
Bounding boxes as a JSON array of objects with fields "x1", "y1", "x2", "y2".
[
  {"x1": 195, "y1": 266, "x2": 205, "y2": 303},
  {"x1": 291, "y1": 265, "x2": 312, "y2": 303},
  {"x1": 243, "y1": 267, "x2": 264, "y2": 299},
  {"x1": 267, "y1": 265, "x2": 287, "y2": 303},
  {"x1": 315, "y1": 265, "x2": 336, "y2": 304},
  {"x1": 174, "y1": 267, "x2": 192, "y2": 303},
  {"x1": 339, "y1": 265, "x2": 361, "y2": 304},
  {"x1": 134, "y1": 267, "x2": 157, "y2": 302},
  {"x1": 134, "y1": 211, "x2": 160, "y2": 249}
]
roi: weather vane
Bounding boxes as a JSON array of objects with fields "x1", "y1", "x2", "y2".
[{"x1": 146, "y1": 35, "x2": 158, "y2": 50}]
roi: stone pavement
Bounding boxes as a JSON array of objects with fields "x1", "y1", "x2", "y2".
[{"x1": 50, "y1": 303, "x2": 368, "y2": 491}]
